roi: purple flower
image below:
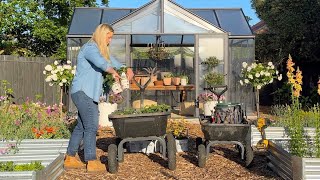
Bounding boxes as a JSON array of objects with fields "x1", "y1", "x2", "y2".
[{"x1": 15, "y1": 120, "x2": 21, "y2": 126}]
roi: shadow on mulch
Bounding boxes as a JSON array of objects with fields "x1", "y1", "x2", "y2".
[{"x1": 208, "y1": 146, "x2": 280, "y2": 179}]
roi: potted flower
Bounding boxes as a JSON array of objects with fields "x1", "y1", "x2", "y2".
[
  {"x1": 167, "y1": 118, "x2": 189, "y2": 152},
  {"x1": 163, "y1": 73, "x2": 173, "y2": 86},
  {"x1": 198, "y1": 92, "x2": 225, "y2": 116},
  {"x1": 239, "y1": 61, "x2": 282, "y2": 117}
]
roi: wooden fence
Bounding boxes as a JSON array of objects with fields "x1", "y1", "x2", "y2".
[{"x1": 0, "y1": 55, "x2": 60, "y2": 105}]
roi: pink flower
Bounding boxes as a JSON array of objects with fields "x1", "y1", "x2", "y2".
[{"x1": 197, "y1": 92, "x2": 225, "y2": 102}]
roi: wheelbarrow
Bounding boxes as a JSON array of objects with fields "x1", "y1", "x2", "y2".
[
  {"x1": 107, "y1": 111, "x2": 176, "y2": 173},
  {"x1": 196, "y1": 85, "x2": 254, "y2": 168}
]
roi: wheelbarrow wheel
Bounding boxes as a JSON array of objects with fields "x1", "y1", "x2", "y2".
[
  {"x1": 245, "y1": 145, "x2": 254, "y2": 167},
  {"x1": 166, "y1": 133, "x2": 176, "y2": 170},
  {"x1": 107, "y1": 144, "x2": 118, "y2": 174},
  {"x1": 195, "y1": 137, "x2": 203, "y2": 149},
  {"x1": 198, "y1": 144, "x2": 206, "y2": 168}
]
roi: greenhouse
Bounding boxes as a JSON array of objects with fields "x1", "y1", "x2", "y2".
[{"x1": 67, "y1": 0, "x2": 255, "y2": 116}]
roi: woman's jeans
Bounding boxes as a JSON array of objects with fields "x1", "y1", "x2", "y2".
[{"x1": 67, "y1": 91, "x2": 99, "y2": 161}]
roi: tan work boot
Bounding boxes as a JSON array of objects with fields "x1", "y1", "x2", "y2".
[
  {"x1": 87, "y1": 160, "x2": 106, "y2": 172},
  {"x1": 64, "y1": 154, "x2": 86, "y2": 170}
]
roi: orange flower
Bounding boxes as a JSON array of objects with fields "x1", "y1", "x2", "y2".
[
  {"x1": 293, "y1": 90, "x2": 301, "y2": 97},
  {"x1": 295, "y1": 67, "x2": 303, "y2": 85},
  {"x1": 31, "y1": 127, "x2": 38, "y2": 133},
  {"x1": 286, "y1": 54, "x2": 295, "y2": 73},
  {"x1": 45, "y1": 127, "x2": 53, "y2": 133}
]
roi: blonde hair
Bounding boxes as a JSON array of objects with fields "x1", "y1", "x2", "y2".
[{"x1": 91, "y1": 24, "x2": 114, "y2": 61}]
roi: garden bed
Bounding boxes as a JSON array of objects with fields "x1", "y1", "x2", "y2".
[
  {"x1": 267, "y1": 140, "x2": 320, "y2": 180},
  {"x1": 0, "y1": 153, "x2": 64, "y2": 179}
]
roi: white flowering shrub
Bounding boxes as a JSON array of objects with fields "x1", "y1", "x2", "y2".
[
  {"x1": 43, "y1": 60, "x2": 76, "y2": 87},
  {"x1": 240, "y1": 61, "x2": 282, "y2": 90}
]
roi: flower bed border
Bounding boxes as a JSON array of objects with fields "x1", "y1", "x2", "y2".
[{"x1": 267, "y1": 140, "x2": 320, "y2": 180}]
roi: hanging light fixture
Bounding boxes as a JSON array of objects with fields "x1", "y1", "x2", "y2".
[{"x1": 147, "y1": 35, "x2": 170, "y2": 61}]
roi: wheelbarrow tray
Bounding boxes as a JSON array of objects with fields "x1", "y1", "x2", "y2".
[
  {"x1": 109, "y1": 111, "x2": 170, "y2": 139},
  {"x1": 200, "y1": 122, "x2": 251, "y2": 144}
]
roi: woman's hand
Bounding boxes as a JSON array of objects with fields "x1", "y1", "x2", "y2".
[
  {"x1": 106, "y1": 67, "x2": 121, "y2": 82},
  {"x1": 126, "y1": 68, "x2": 134, "y2": 81}
]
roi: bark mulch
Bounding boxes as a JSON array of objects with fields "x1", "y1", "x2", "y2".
[{"x1": 59, "y1": 123, "x2": 281, "y2": 180}]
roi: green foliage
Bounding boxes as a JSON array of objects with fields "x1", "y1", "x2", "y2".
[
  {"x1": 0, "y1": 161, "x2": 44, "y2": 172},
  {"x1": 204, "y1": 72, "x2": 224, "y2": 86},
  {"x1": 271, "y1": 104, "x2": 320, "y2": 157},
  {"x1": 164, "y1": 73, "x2": 173, "y2": 78},
  {"x1": 0, "y1": 0, "x2": 108, "y2": 59},
  {"x1": 201, "y1": 56, "x2": 220, "y2": 70},
  {"x1": 251, "y1": 0, "x2": 320, "y2": 64},
  {"x1": 113, "y1": 104, "x2": 171, "y2": 115}
]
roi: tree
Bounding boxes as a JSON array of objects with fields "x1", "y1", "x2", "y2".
[
  {"x1": 0, "y1": 0, "x2": 109, "y2": 60},
  {"x1": 251, "y1": 0, "x2": 320, "y2": 64}
]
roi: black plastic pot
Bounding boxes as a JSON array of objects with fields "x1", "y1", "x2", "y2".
[{"x1": 109, "y1": 111, "x2": 170, "y2": 139}]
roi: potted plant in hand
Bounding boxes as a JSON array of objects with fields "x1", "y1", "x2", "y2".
[
  {"x1": 167, "y1": 118, "x2": 189, "y2": 152},
  {"x1": 163, "y1": 73, "x2": 173, "y2": 86},
  {"x1": 118, "y1": 67, "x2": 129, "y2": 90},
  {"x1": 103, "y1": 73, "x2": 122, "y2": 94}
]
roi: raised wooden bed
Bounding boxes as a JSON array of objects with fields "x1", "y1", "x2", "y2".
[{"x1": 267, "y1": 140, "x2": 320, "y2": 180}]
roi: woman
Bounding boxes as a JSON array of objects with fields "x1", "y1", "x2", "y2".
[{"x1": 64, "y1": 24, "x2": 134, "y2": 172}]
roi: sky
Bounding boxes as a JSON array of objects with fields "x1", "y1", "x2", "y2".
[{"x1": 107, "y1": 0, "x2": 260, "y2": 26}]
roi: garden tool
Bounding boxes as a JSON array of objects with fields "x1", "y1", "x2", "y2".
[{"x1": 255, "y1": 117, "x2": 271, "y2": 149}]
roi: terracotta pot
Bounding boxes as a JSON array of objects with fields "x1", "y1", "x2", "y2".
[
  {"x1": 172, "y1": 77, "x2": 181, "y2": 86},
  {"x1": 154, "y1": 80, "x2": 164, "y2": 86},
  {"x1": 163, "y1": 77, "x2": 172, "y2": 86}
]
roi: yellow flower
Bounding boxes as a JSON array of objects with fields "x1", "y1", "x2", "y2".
[
  {"x1": 286, "y1": 54, "x2": 295, "y2": 73},
  {"x1": 293, "y1": 90, "x2": 301, "y2": 97},
  {"x1": 295, "y1": 67, "x2": 303, "y2": 85}
]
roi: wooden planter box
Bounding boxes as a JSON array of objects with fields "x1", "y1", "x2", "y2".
[
  {"x1": 267, "y1": 140, "x2": 320, "y2": 180},
  {"x1": 0, "y1": 153, "x2": 64, "y2": 180}
]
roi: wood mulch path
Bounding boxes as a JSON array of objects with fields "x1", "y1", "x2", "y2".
[{"x1": 59, "y1": 123, "x2": 280, "y2": 180}]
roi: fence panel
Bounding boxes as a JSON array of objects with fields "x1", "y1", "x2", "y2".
[{"x1": 0, "y1": 55, "x2": 60, "y2": 105}]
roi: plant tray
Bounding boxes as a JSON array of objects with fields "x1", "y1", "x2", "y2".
[{"x1": 109, "y1": 111, "x2": 170, "y2": 139}]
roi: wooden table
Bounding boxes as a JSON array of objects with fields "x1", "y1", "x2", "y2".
[{"x1": 129, "y1": 84, "x2": 195, "y2": 102}]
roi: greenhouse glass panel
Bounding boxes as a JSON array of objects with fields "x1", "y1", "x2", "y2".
[
  {"x1": 164, "y1": 12, "x2": 210, "y2": 33},
  {"x1": 68, "y1": 8, "x2": 102, "y2": 35},
  {"x1": 110, "y1": 35, "x2": 126, "y2": 64},
  {"x1": 215, "y1": 9, "x2": 252, "y2": 36},
  {"x1": 113, "y1": 2, "x2": 160, "y2": 33},
  {"x1": 67, "y1": 38, "x2": 90, "y2": 64},
  {"x1": 229, "y1": 38, "x2": 255, "y2": 113},
  {"x1": 198, "y1": 35, "x2": 225, "y2": 94},
  {"x1": 189, "y1": 9, "x2": 219, "y2": 27},
  {"x1": 101, "y1": 9, "x2": 133, "y2": 24}
]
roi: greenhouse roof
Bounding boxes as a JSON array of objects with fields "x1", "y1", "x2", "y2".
[{"x1": 68, "y1": 0, "x2": 253, "y2": 36}]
